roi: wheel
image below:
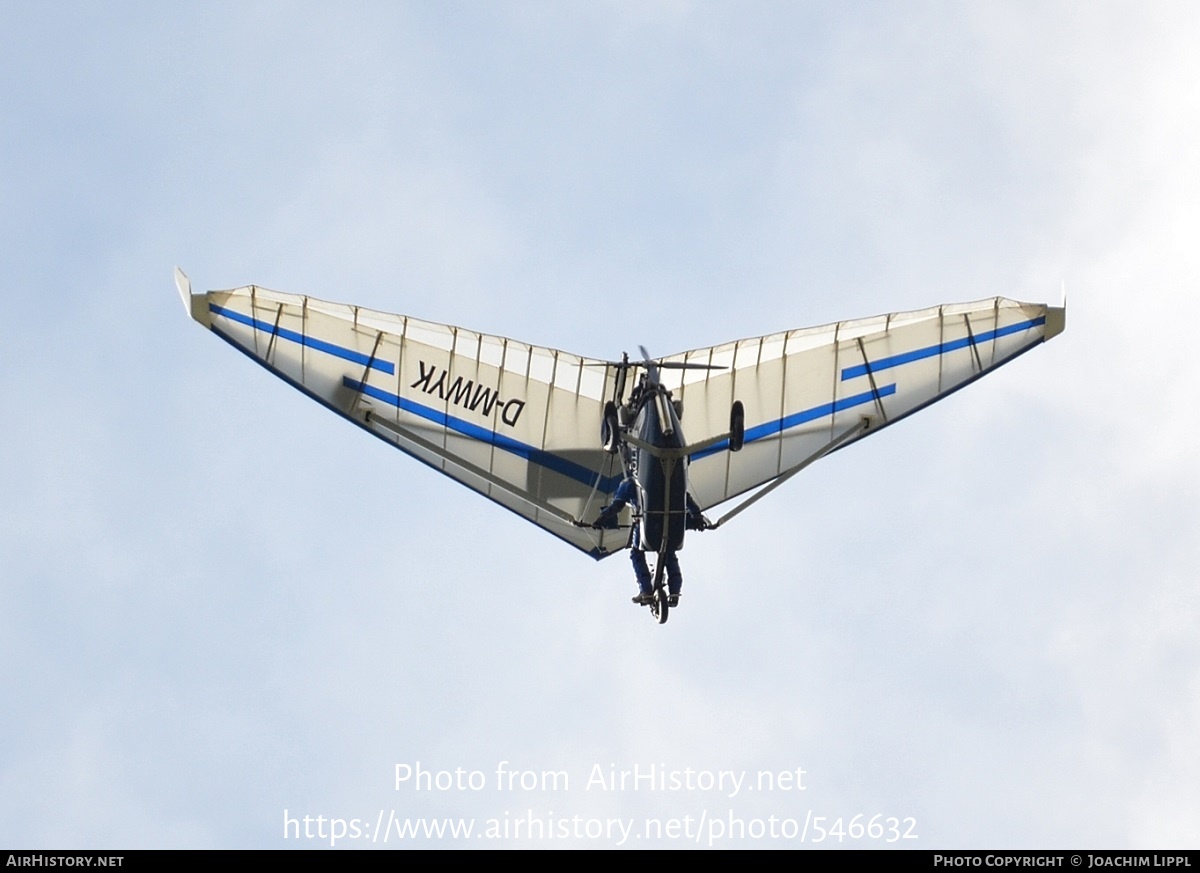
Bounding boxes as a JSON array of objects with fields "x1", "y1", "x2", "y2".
[
  {"x1": 601, "y1": 401, "x2": 620, "y2": 454},
  {"x1": 650, "y1": 559, "x2": 669, "y2": 624},
  {"x1": 729, "y1": 400, "x2": 745, "y2": 452}
]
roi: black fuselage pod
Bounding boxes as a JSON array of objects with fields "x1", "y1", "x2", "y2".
[{"x1": 633, "y1": 386, "x2": 688, "y2": 555}]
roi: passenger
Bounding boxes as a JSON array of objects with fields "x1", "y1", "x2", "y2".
[{"x1": 592, "y1": 474, "x2": 709, "y2": 607}]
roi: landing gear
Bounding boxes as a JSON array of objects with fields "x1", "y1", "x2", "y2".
[
  {"x1": 730, "y1": 400, "x2": 745, "y2": 452},
  {"x1": 647, "y1": 559, "x2": 669, "y2": 624},
  {"x1": 601, "y1": 401, "x2": 621, "y2": 454},
  {"x1": 650, "y1": 589, "x2": 669, "y2": 624}
]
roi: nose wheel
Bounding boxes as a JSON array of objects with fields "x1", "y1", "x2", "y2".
[{"x1": 647, "y1": 560, "x2": 669, "y2": 624}]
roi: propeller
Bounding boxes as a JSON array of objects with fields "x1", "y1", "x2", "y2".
[
  {"x1": 587, "y1": 349, "x2": 725, "y2": 406},
  {"x1": 638, "y1": 344, "x2": 661, "y2": 385},
  {"x1": 583, "y1": 353, "x2": 725, "y2": 373}
]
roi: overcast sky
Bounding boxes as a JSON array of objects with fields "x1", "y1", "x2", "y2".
[{"x1": 2, "y1": 2, "x2": 1198, "y2": 849}]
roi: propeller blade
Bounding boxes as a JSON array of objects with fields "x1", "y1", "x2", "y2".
[{"x1": 638, "y1": 345, "x2": 661, "y2": 385}]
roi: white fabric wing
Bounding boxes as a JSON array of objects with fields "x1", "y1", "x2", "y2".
[
  {"x1": 179, "y1": 271, "x2": 1063, "y2": 553},
  {"x1": 179, "y1": 276, "x2": 628, "y2": 559},
  {"x1": 660, "y1": 297, "x2": 1065, "y2": 511}
]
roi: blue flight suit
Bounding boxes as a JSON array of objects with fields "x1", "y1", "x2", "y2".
[{"x1": 594, "y1": 476, "x2": 704, "y2": 598}]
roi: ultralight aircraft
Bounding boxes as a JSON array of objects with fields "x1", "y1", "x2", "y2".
[{"x1": 176, "y1": 269, "x2": 1064, "y2": 623}]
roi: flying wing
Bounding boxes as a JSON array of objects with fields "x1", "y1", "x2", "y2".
[
  {"x1": 660, "y1": 297, "x2": 1066, "y2": 514},
  {"x1": 175, "y1": 270, "x2": 627, "y2": 558}
]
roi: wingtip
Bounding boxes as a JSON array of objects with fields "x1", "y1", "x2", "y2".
[
  {"x1": 174, "y1": 267, "x2": 191, "y2": 313},
  {"x1": 1045, "y1": 285, "x2": 1066, "y2": 341},
  {"x1": 174, "y1": 267, "x2": 211, "y2": 327}
]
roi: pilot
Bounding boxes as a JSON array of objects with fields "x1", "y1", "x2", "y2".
[{"x1": 592, "y1": 474, "x2": 710, "y2": 607}]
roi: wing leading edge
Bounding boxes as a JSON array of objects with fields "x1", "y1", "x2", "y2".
[
  {"x1": 175, "y1": 270, "x2": 628, "y2": 559},
  {"x1": 659, "y1": 296, "x2": 1065, "y2": 513}
]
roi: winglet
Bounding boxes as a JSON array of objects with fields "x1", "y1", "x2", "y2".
[
  {"x1": 174, "y1": 267, "x2": 191, "y2": 311},
  {"x1": 1044, "y1": 282, "x2": 1066, "y2": 341},
  {"x1": 174, "y1": 268, "x2": 211, "y2": 327}
]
